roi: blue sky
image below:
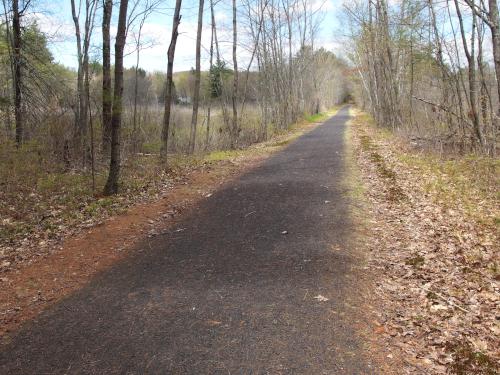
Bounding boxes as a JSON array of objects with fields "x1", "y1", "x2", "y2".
[{"x1": 32, "y1": 0, "x2": 345, "y2": 72}]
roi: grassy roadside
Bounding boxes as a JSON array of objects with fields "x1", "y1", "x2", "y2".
[
  {"x1": 345, "y1": 108, "x2": 499, "y2": 374},
  {"x1": 0, "y1": 107, "x2": 340, "y2": 273}
]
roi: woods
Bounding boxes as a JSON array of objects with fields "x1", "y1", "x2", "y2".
[
  {"x1": 0, "y1": 0, "x2": 349, "y2": 197},
  {"x1": 344, "y1": 0, "x2": 499, "y2": 155}
]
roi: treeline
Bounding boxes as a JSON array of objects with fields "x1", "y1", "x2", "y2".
[
  {"x1": 0, "y1": 0, "x2": 349, "y2": 195},
  {"x1": 344, "y1": 0, "x2": 499, "y2": 155}
]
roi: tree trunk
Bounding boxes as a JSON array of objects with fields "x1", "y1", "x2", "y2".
[
  {"x1": 231, "y1": 0, "x2": 238, "y2": 148},
  {"x1": 206, "y1": 0, "x2": 215, "y2": 150},
  {"x1": 70, "y1": 0, "x2": 85, "y2": 152},
  {"x1": 12, "y1": 0, "x2": 23, "y2": 146},
  {"x1": 211, "y1": 1, "x2": 230, "y2": 131},
  {"x1": 488, "y1": 0, "x2": 500, "y2": 128},
  {"x1": 161, "y1": 0, "x2": 182, "y2": 160},
  {"x1": 104, "y1": 0, "x2": 129, "y2": 195},
  {"x1": 132, "y1": 16, "x2": 146, "y2": 154},
  {"x1": 102, "y1": 0, "x2": 113, "y2": 155},
  {"x1": 71, "y1": 0, "x2": 97, "y2": 165},
  {"x1": 454, "y1": 0, "x2": 484, "y2": 147},
  {"x1": 189, "y1": 0, "x2": 204, "y2": 154},
  {"x1": 85, "y1": 1, "x2": 98, "y2": 163}
]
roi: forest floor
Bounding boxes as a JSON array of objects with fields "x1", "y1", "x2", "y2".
[
  {"x1": 347, "y1": 108, "x2": 499, "y2": 374},
  {"x1": 0, "y1": 109, "x2": 338, "y2": 339}
]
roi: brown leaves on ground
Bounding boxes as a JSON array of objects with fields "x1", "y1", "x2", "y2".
[{"x1": 349, "y1": 110, "x2": 499, "y2": 374}]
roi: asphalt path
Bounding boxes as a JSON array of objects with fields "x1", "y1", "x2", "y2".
[{"x1": 0, "y1": 107, "x2": 375, "y2": 374}]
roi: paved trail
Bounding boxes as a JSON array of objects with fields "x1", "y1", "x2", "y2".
[{"x1": 1, "y1": 107, "x2": 375, "y2": 374}]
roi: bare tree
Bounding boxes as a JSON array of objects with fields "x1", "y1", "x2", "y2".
[
  {"x1": 70, "y1": 0, "x2": 98, "y2": 164},
  {"x1": 231, "y1": 0, "x2": 238, "y2": 148},
  {"x1": 454, "y1": 0, "x2": 484, "y2": 147},
  {"x1": 104, "y1": 0, "x2": 129, "y2": 195},
  {"x1": 188, "y1": 0, "x2": 204, "y2": 154},
  {"x1": 102, "y1": 0, "x2": 113, "y2": 155},
  {"x1": 488, "y1": 0, "x2": 500, "y2": 123},
  {"x1": 131, "y1": 0, "x2": 159, "y2": 153},
  {"x1": 206, "y1": 0, "x2": 215, "y2": 149},
  {"x1": 12, "y1": 0, "x2": 22, "y2": 146},
  {"x1": 343, "y1": 0, "x2": 497, "y2": 153},
  {"x1": 161, "y1": 0, "x2": 182, "y2": 161}
]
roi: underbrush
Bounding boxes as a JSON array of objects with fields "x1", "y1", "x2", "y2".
[{"x1": 0, "y1": 146, "x2": 172, "y2": 266}]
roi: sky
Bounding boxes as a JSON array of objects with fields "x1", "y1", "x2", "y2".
[{"x1": 32, "y1": 0, "x2": 346, "y2": 73}]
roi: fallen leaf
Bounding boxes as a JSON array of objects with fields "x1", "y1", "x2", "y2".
[
  {"x1": 206, "y1": 320, "x2": 222, "y2": 326},
  {"x1": 313, "y1": 295, "x2": 329, "y2": 302}
]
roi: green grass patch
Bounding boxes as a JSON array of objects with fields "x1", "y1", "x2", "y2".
[
  {"x1": 305, "y1": 112, "x2": 329, "y2": 123},
  {"x1": 204, "y1": 150, "x2": 242, "y2": 162},
  {"x1": 304, "y1": 106, "x2": 341, "y2": 123}
]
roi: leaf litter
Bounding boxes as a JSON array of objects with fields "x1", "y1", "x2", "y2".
[{"x1": 350, "y1": 112, "x2": 499, "y2": 374}]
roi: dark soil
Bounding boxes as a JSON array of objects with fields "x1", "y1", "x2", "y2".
[{"x1": 0, "y1": 107, "x2": 377, "y2": 374}]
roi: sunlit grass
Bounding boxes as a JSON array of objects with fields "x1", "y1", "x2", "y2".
[{"x1": 204, "y1": 150, "x2": 242, "y2": 162}]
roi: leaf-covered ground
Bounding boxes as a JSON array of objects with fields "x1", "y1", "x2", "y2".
[{"x1": 348, "y1": 109, "x2": 499, "y2": 374}]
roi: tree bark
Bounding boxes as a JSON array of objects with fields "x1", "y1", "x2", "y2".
[
  {"x1": 102, "y1": 0, "x2": 113, "y2": 155},
  {"x1": 70, "y1": 0, "x2": 85, "y2": 154},
  {"x1": 104, "y1": 0, "x2": 129, "y2": 195},
  {"x1": 454, "y1": 0, "x2": 484, "y2": 146},
  {"x1": 206, "y1": 0, "x2": 215, "y2": 150},
  {"x1": 132, "y1": 15, "x2": 147, "y2": 154},
  {"x1": 161, "y1": 0, "x2": 182, "y2": 160},
  {"x1": 231, "y1": 0, "x2": 238, "y2": 148},
  {"x1": 189, "y1": 0, "x2": 204, "y2": 154},
  {"x1": 488, "y1": 0, "x2": 500, "y2": 127},
  {"x1": 12, "y1": 0, "x2": 23, "y2": 146}
]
